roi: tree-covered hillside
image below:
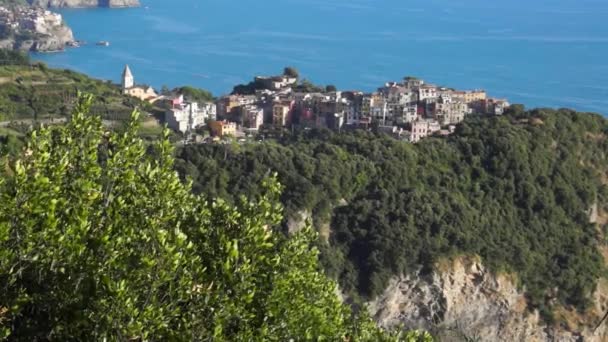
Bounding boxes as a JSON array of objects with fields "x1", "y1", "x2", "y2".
[{"x1": 175, "y1": 108, "x2": 608, "y2": 320}]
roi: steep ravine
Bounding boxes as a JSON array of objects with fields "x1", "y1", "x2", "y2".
[{"x1": 367, "y1": 256, "x2": 608, "y2": 342}]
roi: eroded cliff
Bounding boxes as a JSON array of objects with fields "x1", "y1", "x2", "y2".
[{"x1": 368, "y1": 256, "x2": 608, "y2": 341}]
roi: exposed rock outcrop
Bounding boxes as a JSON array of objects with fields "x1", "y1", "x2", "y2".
[
  {"x1": 28, "y1": 0, "x2": 140, "y2": 8},
  {"x1": 590, "y1": 202, "x2": 599, "y2": 224},
  {"x1": 367, "y1": 256, "x2": 608, "y2": 341},
  {"x1": 286, "y1": 210, "x2": 311, "y2": 235}
]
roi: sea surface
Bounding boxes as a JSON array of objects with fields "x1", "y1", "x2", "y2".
[{"x1": 34, "y1": 0, "x2": 608, "y2": 114}]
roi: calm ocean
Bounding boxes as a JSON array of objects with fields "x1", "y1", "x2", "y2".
[{"x1": 34, "y1": 0, "x2": 608, "y2": 114}]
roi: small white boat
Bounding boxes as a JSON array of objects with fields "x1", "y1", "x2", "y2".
[{"x1": 96, "y1": 41, "x2": 110, "y2": 47}]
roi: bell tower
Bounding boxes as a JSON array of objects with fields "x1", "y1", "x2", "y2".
[{"x1": 122, "y1": 64, "x2": 134, "y2": 90}]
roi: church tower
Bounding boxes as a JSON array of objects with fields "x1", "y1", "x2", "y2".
[{"x1": 122, "y1": 64, "x2": 134, "y2": 90}]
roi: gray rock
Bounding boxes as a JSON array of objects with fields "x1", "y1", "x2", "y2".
[
  {"x1": 286, "y1": 210, "x2": 311, "y2": 235},
  {"x1": 367, "y1": 256, "x2": 608, "y2": 342},
  {"x1": 16, "y1": 39, "x2": 35, "y2": 51},
  {"x1": 34, "y1": 37, "x2": 64, "y2": 51}
]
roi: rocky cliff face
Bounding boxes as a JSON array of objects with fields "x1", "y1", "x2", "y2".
[
  {"x1": 28, "y1": 0, "x2": 140, "y2": 8},
  {"x1": 28, "y1": 22, "x2": 73, "y2": 51},
  {"x1": 368, "y1": 256, "x2": 608, "y2": 342}
]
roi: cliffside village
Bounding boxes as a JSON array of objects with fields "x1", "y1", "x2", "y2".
[
  {"x1": 120, "y1": 65, "x2": 510, "y2": 144},
  {"x1": 0, "y1": 6, "x2": 62, "y2": 33},
  {"x1": 0, "y1": 5, "x2": 74, "y2": 51}
]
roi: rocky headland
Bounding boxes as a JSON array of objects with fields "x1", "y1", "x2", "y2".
[
  {"x1": 0, "y1": 0, "x2": 140, "y2": 52},
  {"x1": 0, "y1": 5, "x2": 74, "y2": 52}
]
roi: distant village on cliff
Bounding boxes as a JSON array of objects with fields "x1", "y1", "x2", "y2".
[
  {"x1": 0, "y1": 1, "x2": 139, "y2": 52},
  {"x1": 0, "y1": 1, "x2": 510, "y2": 144},
  {"x1": 121, "y1": 65, "x2": 510, "y2": 144}
]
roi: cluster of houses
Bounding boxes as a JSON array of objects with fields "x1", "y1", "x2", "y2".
[
  {"x1": 121, "y1": 65, "x2": 510, "y2": 143},
  {"x1": 0, "y1": 6, "x2": 64, "y2": 36}
]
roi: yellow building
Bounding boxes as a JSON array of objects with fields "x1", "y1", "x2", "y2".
[
  {"x1": 124, "y1": 86, "x2": 158, "y2": 102},
  {"x1": 209, "y1": 120, "x2": 237, "y2": 137},
  {"x1": 463, "y1": 90, "x2": 487, "y2": 104}
]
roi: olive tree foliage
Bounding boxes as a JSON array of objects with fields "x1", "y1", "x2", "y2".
[{"x1": 0, "y1": 95, "x2": 431, "y2": 341}]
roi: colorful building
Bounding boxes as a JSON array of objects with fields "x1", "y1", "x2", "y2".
[{"x1": 209, "y1": 120, "x2": 237, "y2": 137}]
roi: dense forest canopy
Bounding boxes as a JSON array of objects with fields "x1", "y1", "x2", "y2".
[{"x1": 175, "y1": 108, "x2": 608, "y2": 320}]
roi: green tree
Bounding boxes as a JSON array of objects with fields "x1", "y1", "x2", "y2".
[
  {"x1": 174, "y1": 86, "x2": 214, "y2": 103},
  {"x1": 0, "y1": 49, "x2": 29, "y2": 65},
  {"x1": 0, "y1": 94, "x2": 424, "y2": 341},
  {"x1": 0, "y1": 133, "x2": 22, "y2": 157},
  {"x1": 283, "y1": 66, "x2": 300, "y2": 79}
]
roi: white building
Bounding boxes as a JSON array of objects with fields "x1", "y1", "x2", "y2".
[
  {"x1": 200, "y1": 102, "x2": 217, "y2": 121},
  {"x1": 434, "y1": 95, "x2": 471, "y2": 125},
  {"x1": 254, "y1": 75, "x2": 298, "y2": 90},
  {"x1": 418, "y1": 85, "x2": 438, "y2": 101},
  {"x1": 492, "y1": 99, "x2": 510, "y2": 115},
  {"x1": 242, "y1": 105, "x2": 264, "y2": 131},
  {"x1": 166, "y1": 99, "x2": 217, "y2": 134}
]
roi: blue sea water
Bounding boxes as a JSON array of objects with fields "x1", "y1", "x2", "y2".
[{"x1": 34, "y1": 0, "x2": 608, "y2": 114}]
